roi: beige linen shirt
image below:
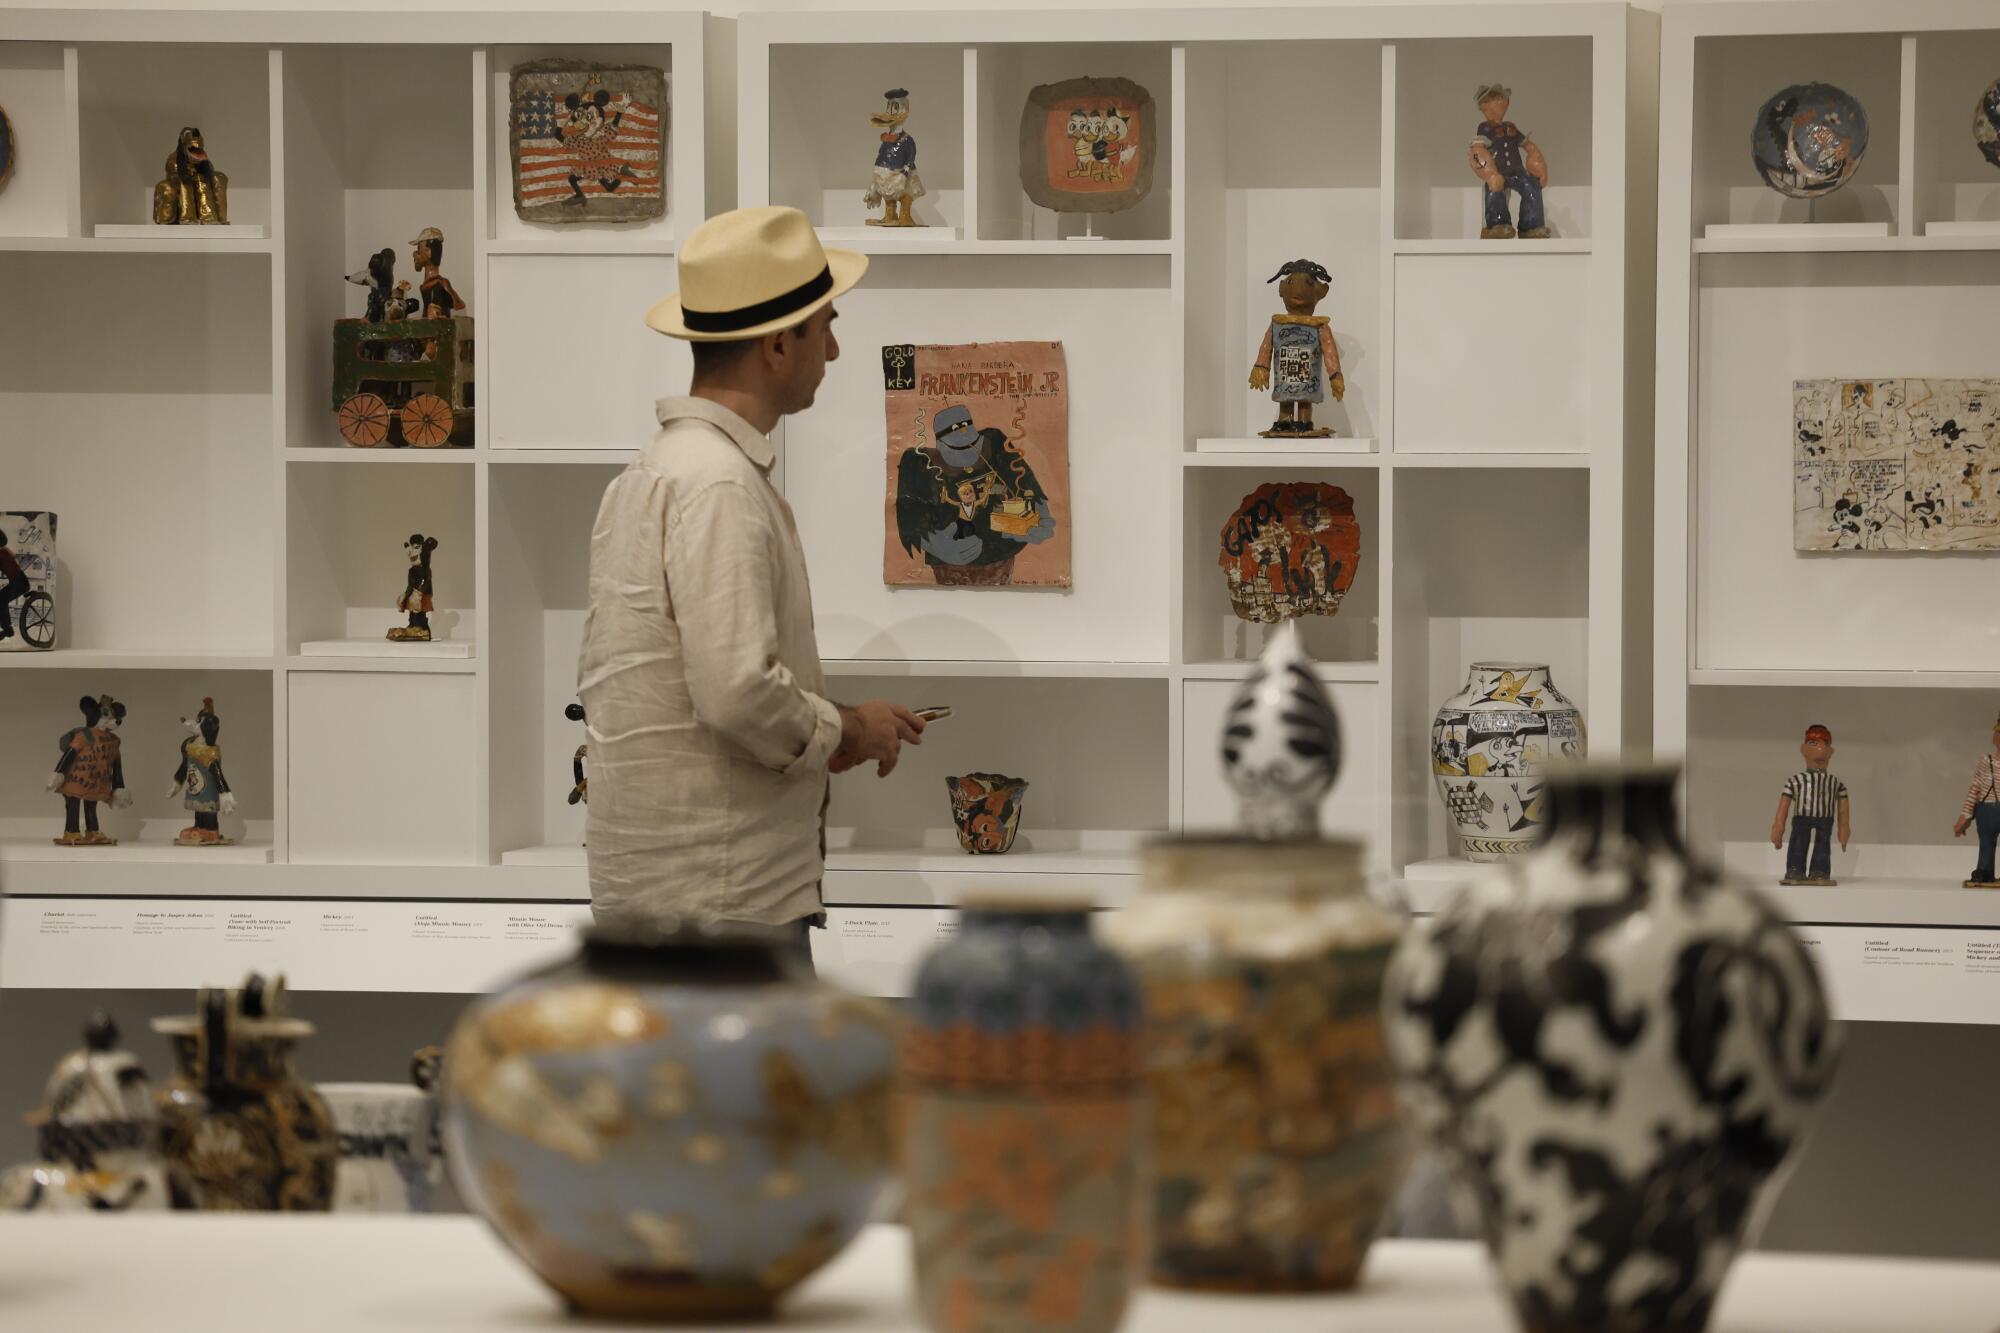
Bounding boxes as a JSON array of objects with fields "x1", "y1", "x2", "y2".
[{"x1": 577, "y1": 397, "x2": 843, "y2": 928}]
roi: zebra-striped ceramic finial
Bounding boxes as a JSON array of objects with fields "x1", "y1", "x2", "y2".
[{"x1": 1221, "y1": 621, "x2": 1341, "y2": 840}]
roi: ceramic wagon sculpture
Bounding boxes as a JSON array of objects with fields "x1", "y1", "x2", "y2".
[{"x1": 331, "y1": 316, "x2": 476, "y2": 448}]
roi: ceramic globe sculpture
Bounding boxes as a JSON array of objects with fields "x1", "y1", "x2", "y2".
[{"x1": 1752, "y1": 82, "x2": 1869, "y2": 200}]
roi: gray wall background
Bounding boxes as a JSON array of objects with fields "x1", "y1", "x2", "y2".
[{"x1": 0, "y1": 989, "x2": 1992, "y2": 1258}]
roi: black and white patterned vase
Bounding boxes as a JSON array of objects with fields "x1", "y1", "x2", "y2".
[{"x1": 1382, "y1": 765, "x2": 1840, "y2": 1333}]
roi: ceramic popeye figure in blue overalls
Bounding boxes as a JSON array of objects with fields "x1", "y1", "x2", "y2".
[
  {"x1": 1469, "y1": 84, "x2": 1551, "y2": 240},
  {"x1": 863, "y1": 87, "x2": 925, "y2": 227}
]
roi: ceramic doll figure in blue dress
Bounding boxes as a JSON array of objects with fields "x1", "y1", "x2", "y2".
[
  {"x1": 170, "y1": 697, "x2": 237, "y2": 847},
  {"x1": 1249, "y1": 258, "x2": 1345, "y2": 438},
  {"x1": 1469, "y1": 84, "x2": 1551, "y2": 239},
  {"x1": 862, "y1": 88, "x2": 925, "y2": 227}
]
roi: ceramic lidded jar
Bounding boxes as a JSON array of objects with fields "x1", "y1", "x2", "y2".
[
  {"x1": 0, "y1": 1013, "x2": 171, "y2": 1212},
  {"x1": 947, "y1": 773, "x2": 1029, "y2": 854},
  {"x1": 1104, "y1": 622, "x2": 1407, "y2": 1291},
  {"x1": 1430, "y1": 661, "x2": 1584, "y2": 861},
  {"x1": 903, "y1": 891, "x2": 1149, "y2": 1333},
  {"x1": 442, "y1": 926, "x2": 899, "y2": 1321},
  {"x1": 1383, "y1": 766, "x2": 1841, "y2": 1333},
  {"x1": 152, "y1": 975, "x2": 338, "y2": 1211}
]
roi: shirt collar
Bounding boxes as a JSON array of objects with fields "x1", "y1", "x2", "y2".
[{"x1": 655, "y1": 396, "x2": 777, "y2": 472}]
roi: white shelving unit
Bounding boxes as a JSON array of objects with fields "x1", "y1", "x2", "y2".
[
  {"x1": 741, "y1": 4, "x2": 1655, "y2": 969},
  {"x1": 1655, "y1": 0, "x2": 2000, "y2": 936},
  {"x1": 0, "y1": 10, "x2": 709, "y2": 981}
]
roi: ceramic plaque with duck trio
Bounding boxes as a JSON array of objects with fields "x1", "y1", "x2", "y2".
[
  {"x1": 885, "y1": 341, "x2": 1071, "y2": 589},
  {"x1": 1793, "y1": 377, "x2": 2000, "y2": 551},
  {"x1": 1018, "y1": 77, "x2": 1156, "y2": 214}
]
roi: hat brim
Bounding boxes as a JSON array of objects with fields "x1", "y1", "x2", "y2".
[{"x1": 645, "y1": 248, "x2": 869, "y2": 342}]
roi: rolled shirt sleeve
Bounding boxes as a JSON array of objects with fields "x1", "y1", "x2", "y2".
[{"x1": 664, "y1": 478, "x2": 843, "y2": 778}]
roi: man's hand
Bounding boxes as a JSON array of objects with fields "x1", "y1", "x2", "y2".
[
  {"x1": 1956, "y1": 815, "x2": 1973, "y2": 838},
  {"x1": 921, "y1": 527, "x2": 983, "y2": 565},
  {"x1": 835, "y1": 701, "x2": 925, "y2": 778}
]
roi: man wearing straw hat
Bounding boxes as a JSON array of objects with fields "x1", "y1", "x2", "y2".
[{"x1": 578, "y1": 206, "x2": 925, "y2": 954}]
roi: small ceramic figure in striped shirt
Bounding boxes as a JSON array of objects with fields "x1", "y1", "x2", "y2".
[
  {"x1": 1770, "y1": 723, "x2": 1849, "y2": 886},
  {"x1": 1952, "y1": 715, "x2": 2000, "y2": 889}
]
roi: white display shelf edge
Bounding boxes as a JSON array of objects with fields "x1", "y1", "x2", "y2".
[
  {"x1": 1391, "y1": 237, "x2": 1594, "y2": 255},
  {"x1": 284, "y1": 449, "x2": 480, "y2": 465},
  {"x1": 1390, "y1": 451, "x2": 1593, "y2": 469},
  {"x1": 0, "y1": 860, "x2": 584, "y2": 899},
  {"x1": 282, "y1": 656, "x2": 479, "y2": 676},
  {"x1": 0, "y1": 650, "x2": 274, "y2": 672},
  {"x1": 1180, "y1": 658, "x2": 1381, "y2": 684},
  {"x1": 1690, "y1": 668, "x2": 2000, "y2": 691},
  {"x1": 485, "y1": 237, "x2": 677, "y2": 257},
  {"x1": 488, "y1": 449, "x2": 638, "y2": 465},
  {"x1": 849, "y1": 239, "x2": 1176, "y2": 257},
  {"x1": 0, "y1": 837, "x2": 274, "y2": 866},
  {"x1": 295, "y1": 640, "x2": 477, "y2": 661},
  {"x1": 0, "y1": 235, "x2": 277, "y2": 255},
  {"x1": 824, "y1": 830, "x2": 1144, "y2": 877},
  {"x1": 821, "y1": 658, "x2": 1168, "y2": 679},
  {"x1": 1693, "y1": 233, "x2": 2000, "y2": 255},
  {"x1": 1185, "y1": 446, "x2": 1382, "y2": 468}
]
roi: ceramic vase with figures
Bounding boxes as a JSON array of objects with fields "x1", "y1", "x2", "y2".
[
  {"x1": 153, "y1": 976, "x2": 338, "y2": 1211},
  {"x1": 1382, "y1": 766, "x2": 1841, "y2": 1333},
  {"x1": 0, "y1": 510, "x2": 57, "y2": 651},
  {"x1": 1430, "y1": 661, "x2": 1583, "y2": 861},
  {"x1": 441, "y1": 925, "x2": 899, "y2": 1320},
  {"x1": 903, "y1": 894, "x2": 1149, "y2": 1333}
]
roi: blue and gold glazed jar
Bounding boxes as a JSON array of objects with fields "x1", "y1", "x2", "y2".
[
  {"x1": 902, "y1": 893, "x2": 1149, "y2": 1333},
  {"x1": 442, "y1": 925, "x2": 899, "y2": 1320}
]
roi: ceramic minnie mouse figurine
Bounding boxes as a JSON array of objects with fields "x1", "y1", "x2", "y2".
[
  {"x1": 169, "y1": 697, "x2": 237, "y2": 847},
  {"x1": 387, "y1": 534, "x2": 438, "y2": 642},
  {"x1": 564, "y1": 703, "x2": 588, "y2": 809},
  {"x1": 48, "y1": 695, "x2": 131, "y2": 846}
]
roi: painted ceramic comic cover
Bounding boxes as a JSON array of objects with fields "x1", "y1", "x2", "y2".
[
  {"x1": 1977, "y1": 78, "x2": 2000, "y2": 171},
  {"x1": 1751, "y1": 83, "x2": 1868, "y2": 200},
  {"x1": 884, "y1": 342, "x2": 1071, "y2": 589},
  {"x1": 509, "y1": 61, "x2": 667, "y2": 223},
  {"x1": 0, "y1": 510, "x2": 57, "y2": 651},
  {"x1": 1017, "y1": 76, "x2": 1156, "y2": 214},
  {"x1": 1794, "y1": 378, "x2": 2000, "y2": 551},
  {"x1": 1218, "y1": 482, "x2": 1360, "y2": 624}
]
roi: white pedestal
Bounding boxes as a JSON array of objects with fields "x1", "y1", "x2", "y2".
[
  {"x1": 1702, "y1": 221, "x2": 1890, "y2": 240},
  {"x1": 93, "y1": 222, "x2": 269, "y2": 239},
  {"x1": 299, "y1": 638, "x2": 476, "y2": 659}
]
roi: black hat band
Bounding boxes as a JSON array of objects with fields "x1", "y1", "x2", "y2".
[{"x1": 680, "y1": 264, "x2": 833, "y2": 334}]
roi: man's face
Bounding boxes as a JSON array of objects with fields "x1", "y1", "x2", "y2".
[
  {"x1": 1801, "y1": 735, "x2": 1833, "y2": 767},
  {"x1": 770, "y1": 304, "x2": 839, "y2": 415},
  {"x1": 1480, "y1": 94, "x2": 1510, "y2": 124},
  {"x1": 413, "y1": 240, "x2": 434, "y2": 269}
]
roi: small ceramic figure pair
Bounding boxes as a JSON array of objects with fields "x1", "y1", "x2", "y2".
[
  {"x1": 1771, "y1": 724, "x2": 1849, "y2": 885},
  {"x1": 48, "y1": 695, "x2": 239, "y2": 847}
]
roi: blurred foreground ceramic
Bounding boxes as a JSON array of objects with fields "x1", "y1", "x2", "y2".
[
  {"x1": 904, "y1": 895, "x2": 1148, "y2": 1333},
  {"x1": 0, "y1": 1013, "x2": 170, "y2": 1212},
  {"x1": 320, "y1": 1081, "x2": 441, "y2": 1213},
  {"x1": 442, "y1": 926, "x2": 899, "y2": 1319},
  {"x1": 1383, "y1": 766, "x2": 1841, "y2": 1333}
]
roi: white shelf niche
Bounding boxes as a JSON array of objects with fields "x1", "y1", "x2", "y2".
[
  {"x1": 1390, "y1": 465, "x2": 1590, "y2": 868},
  {"x1": 0, "y1": 669, "x2": 274, "y2": 855},
  {"x1": 285, "y1": 461, "x2": 476, "y2": 652},
  {"x1": 1180, "y1": 40, "x2": 1383, "y2": 445},
  {"x1": 821, "y1": 674, "x2": 1169, "y2": 858},
  {"x1": 781, "y1": 250, "x2": 1172, "y2": 664},
  {"x1": 279, "y1": 43, "x2": 476, "y2": 452},
  {"x1": 972, "y1": 41, "x2": 1174, "y2": 244},
  {"x1": 1182, "y1": 463, "x2": 1380, "y2": 670},
  {"x1": 487, "y1": 42, "x2": 678, "y2": 249},
  {"x1": 76, "y1": 43, "x2": 273, "y2": 233},
  {"x1": 1392, "y1": 36, "x2": 1594, "y2": 243},
  {"x1": 0, "y1": 250, "x2": 273, "y2": 656},
  {"x1": 1692, "y1": 250, "x2": 2000, "y2": 674},
  {"x1": 1912, "y1": 29, "x2": 2000, "y2": 237},
  {"x1": 768, "y1": 43, "x2": 967, "y2": 235},
  {"x1": 487, "y1": 462, "x2": 618, "y2": 862},
  {"x1": 0, "y1": 43, "x2": 75, "y2": 240},
  {"x1": 486, "y1": 252, "x2": 684, "y2": 452},
  {"x1": 1392, "y1": 250, "x2": 1589, "y2": 453},
  {"x1": 1688, "y1": 682, "x2": 2000, "y2": 892},
  {"x1": 1690, "y1": 31, "x2": 1902, "y2": 236}
]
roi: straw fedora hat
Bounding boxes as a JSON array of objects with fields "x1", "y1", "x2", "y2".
[{"x1": 646, "y1": 206, "x2": 867, "y2": 341}]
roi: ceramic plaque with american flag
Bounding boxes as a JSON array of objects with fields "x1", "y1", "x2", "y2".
[{"x1": 508, "y1": 60, "x2": 667, "y2": 223}]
